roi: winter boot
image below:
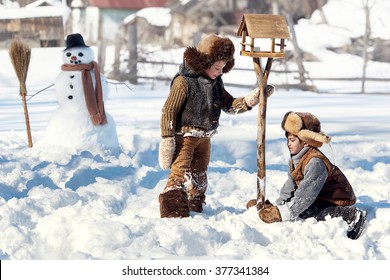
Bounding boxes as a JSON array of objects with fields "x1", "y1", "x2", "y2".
[
  {"x1": 188, "y1": 194, "x2": 206, "y2": 213},
  {"x1": 347, "y1": 209, "x2": 367, "y2": 240},
  {"x1": 246, "y1": 199, "x2": 257, "y2": 209},
  {"x1": 159, "y1": 189, "x2": 189, "y2": 218}
]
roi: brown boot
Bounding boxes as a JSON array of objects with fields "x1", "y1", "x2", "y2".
[
  {"x1": 246, "y1": 199, "x2": 257, "y2": 209},
  {"x1": 188, "y1": 194, "x2": 205, "y2": 213},
  {"x1": 159, "y1": 189, "x2": 189, "y2": 218}
]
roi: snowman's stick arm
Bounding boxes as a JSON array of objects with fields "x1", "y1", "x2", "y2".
[{"x1": 26, "y1": 83, "x2": 54, "y2": 101}]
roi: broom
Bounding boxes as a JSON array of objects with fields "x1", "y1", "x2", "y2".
[{"x1": 9, "y1": 37, "x2": 33, "y2": 148}]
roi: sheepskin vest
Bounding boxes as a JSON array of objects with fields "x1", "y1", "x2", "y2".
[
  {"x1": 172, "y1": 65, "x2": 224, "y2": 132},
  {"x1": 291, "y1": 147, "x2": 356, "y2": 206}
]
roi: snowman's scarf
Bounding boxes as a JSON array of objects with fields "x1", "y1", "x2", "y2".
[{"x1": 61, "y1": 61, "x2": 107, "y2": 126}]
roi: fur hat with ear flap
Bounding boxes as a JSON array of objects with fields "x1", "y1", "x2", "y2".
[
  {"x1": 183, "y1": 34, "x2": 235, "y2": 73},
  {"x1": 281, "y1": 111, "x2": 331, "y2": 148}
]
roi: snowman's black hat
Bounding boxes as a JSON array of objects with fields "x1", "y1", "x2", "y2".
[{"x1": 63, "y1": 33, "x2": 89, "y2": 51}]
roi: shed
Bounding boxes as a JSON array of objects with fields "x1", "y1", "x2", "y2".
[
  {"x1": 0, "y1": 3, "x2": 70, "y2": 48},
  {"x1": 237, "y1": 14, "x2": 290, "y2": 58},
  {"x1": 84, "y1": 0, "x2": 170, "y2": 43}
]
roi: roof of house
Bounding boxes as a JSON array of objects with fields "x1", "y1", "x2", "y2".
[
  {"x1": 237, "y1": 14, "x2": 290, "y2": 39},
  {"x1": 0, "y1": 5, "x2": 70, "y2": 20},
  {"x1": 26, "y1": 0, "x2": 62, "y2": 8},
  {"x1": 88, "y1": 0, "x2": 170, "y2": 9}
]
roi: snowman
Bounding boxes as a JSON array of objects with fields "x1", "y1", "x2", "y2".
[{"x1": 37, "y1": 33, "x2": 119, "y2": 155}]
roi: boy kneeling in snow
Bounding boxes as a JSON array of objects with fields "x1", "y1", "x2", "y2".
[
  {"x1": 254, "y1": 111, "x2": 366, "y2": 240},
  {"x1": 158, "y1": 34, "x2": 274, "y2": 218}
]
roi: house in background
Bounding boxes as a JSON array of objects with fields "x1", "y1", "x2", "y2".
[
  {"x1": 165, "y1": 0, "x2": 240, "y2": 47},
  {"x1": 78, "y1": 0, "x2": 170, "y2": 44},
  {"x1": 0, "y1": 0, "x2": 171, "y2": 49},
  {"x1": 0, "y1": 0, "x2": 70, "y2": 48},
  {"x1": 0, "y1": 0, "x2": 327, "y2": 50}
]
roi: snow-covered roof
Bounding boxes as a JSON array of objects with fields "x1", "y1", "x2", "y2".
[
  {"x1": 124, "y1": 7, "x2": 171, "y2": 27},
  {"x1": 89, "y1": 0, "x2": 169, "y2": 10},
  {"x1": 26, "y1": 0, "x2": 63, "y2": 8},
  {"x1": 0, "y1": 5, "x2": 70, "y2": 20}
]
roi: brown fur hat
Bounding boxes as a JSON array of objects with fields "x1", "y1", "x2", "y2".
[
  {"x1": 183, "y1": 34, "x2": 235, "y2": 73},
  {"x1": 281, "y1": 111, "x2": 331, "y2": 148}
]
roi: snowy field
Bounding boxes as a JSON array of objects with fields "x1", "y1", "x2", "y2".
[
  {"x1": 0, "y1": 0, "x2": 390, "y2": 278},
  {"x1": 1, "y1": 51, "x2": 390, "y2": 260}
]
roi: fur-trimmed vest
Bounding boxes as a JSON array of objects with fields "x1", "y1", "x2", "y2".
[
  {"x1": 291, "y1": 147, "x2": 356, "y2": 206},
  {"x1": 172, "y1": 64, "x2": 224, "y2": 132}
]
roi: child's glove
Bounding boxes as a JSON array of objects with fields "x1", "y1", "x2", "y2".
[
  {"x1": 158, "y1": 137, "x2": 175, "y2": 169},
  {"x1": 244, "y1": 85, "x2": 275, "y2": 107},
  {"x1": 244, "y1": 88, "x2": 260, "y2": 107},
  {"x1": 258, "y1": 199, "x2": 282, "y2": 223}
]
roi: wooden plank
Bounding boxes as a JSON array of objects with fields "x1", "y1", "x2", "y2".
[{"x1": 240, "y1": 51, "x2": 285, "y2": 58}]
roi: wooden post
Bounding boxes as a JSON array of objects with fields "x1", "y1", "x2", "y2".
[
  {"x1": 236, "y1": 14, "x2": 290, "y2": 212},
  {"x1": 111, "y1": 32, "x2": 121, "y2": 80},
  {"x1": 253, "y1": 57, "x2": 273, "y2": 209},
  {"x1": 128, "y1": 21, "x2": 138, "y2": 84}
]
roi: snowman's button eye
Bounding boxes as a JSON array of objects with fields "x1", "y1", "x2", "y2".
[
  {"x1": 66, "y1": 52, "x2": 71, "y2": 57},
  {"x1": 78, "y1": 52, "x2": 84, "y2": 57},
  {"x1": 70, "y1": 75, "x2": 74, "y2": 78}
]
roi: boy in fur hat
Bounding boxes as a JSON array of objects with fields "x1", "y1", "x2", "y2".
[
  {"x1": 257, "y1": 111, "x2": 366, "y2": 239},
  {"x1": 158, "y1": 34, "x2": 274, "y2": 218}
]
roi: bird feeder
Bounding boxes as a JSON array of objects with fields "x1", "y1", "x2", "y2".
[
  {"x1": 237, "y1": 14, "x2": 290, "y2": 58},
  {"x1": 237, "y1": 14, "x2": 290, "y2": 210}
]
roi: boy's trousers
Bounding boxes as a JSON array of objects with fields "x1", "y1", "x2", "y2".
[{"x1": 164, "y1": 135, "x2": 210, "y2": 199}]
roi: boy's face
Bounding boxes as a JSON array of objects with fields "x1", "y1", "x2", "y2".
[
  {"x1": 287, "y1": 133, "x2": 306, "y2": 155},
  {"x1": 204, "y1": 60, "x2": 226, "y2": 80}
]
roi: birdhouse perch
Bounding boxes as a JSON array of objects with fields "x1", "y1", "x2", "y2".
[{"x1": 237, "y1": 14, "x2": 290, "y2": 58}]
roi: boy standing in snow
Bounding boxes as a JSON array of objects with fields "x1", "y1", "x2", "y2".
[
  {"x1": 256, "y1": 111, "x2": 366, "y2": 239},
  {"x1": 158, "y1": 33, "x2": 274, "y2": 218}
]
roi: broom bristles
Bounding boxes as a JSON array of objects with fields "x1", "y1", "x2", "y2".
[
  {"x1": 8, "y1": 37, "x2": 33, "y2": 148},
  {"x1": 9, "y1": 37, "x2": 31, "y2": 96}
]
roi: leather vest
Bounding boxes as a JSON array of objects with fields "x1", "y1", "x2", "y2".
[
  {"x1": 291, "y1": 147, "x2": 356, "y2": 206},
  {"x1": 172, "y1": 65, "x2": 224, "y2": 132}
]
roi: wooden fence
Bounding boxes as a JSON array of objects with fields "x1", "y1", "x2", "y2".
[{"x1": 120, "y1": 59, "x2": 389, "y2": 94}]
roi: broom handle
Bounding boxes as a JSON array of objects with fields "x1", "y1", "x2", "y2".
[{"x1": 21, "y1": 84, "x2": 33, "y2": 148}]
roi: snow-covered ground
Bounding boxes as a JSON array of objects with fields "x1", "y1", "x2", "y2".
[{"x1": 0, "y1": 0, "x2": 390, "y2": 278}]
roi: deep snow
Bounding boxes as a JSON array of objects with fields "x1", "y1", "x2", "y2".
[{"x1": 0, "y1": 0, "x2": 389, "y2": 271}]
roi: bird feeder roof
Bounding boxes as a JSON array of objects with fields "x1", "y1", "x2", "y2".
[{"x1": 237, "y1": 14, "x2": 290, "y2": 39}]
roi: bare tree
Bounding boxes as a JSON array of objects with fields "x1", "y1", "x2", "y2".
[
  {"x1": 272, "y1": 0, "x2": 308, "y2": 88},
  {"x1": 361, "y1": 0, "x2": 376, "y2": 93},
  {"x1": 344, "y1": 0, "x2": 380, "y2": 93}
]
